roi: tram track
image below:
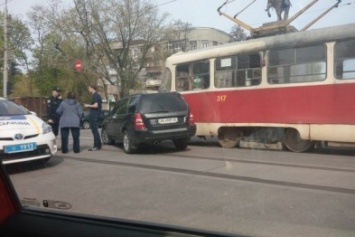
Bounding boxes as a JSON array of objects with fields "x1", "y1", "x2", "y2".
[
  {"x1": 99, "y1": 145, "x2": 355, "y2": 174},
  {"x1": 163, "y1": 152, "x2": 355, "y2": 174},
  {"x1": 64, "y1": 156, "x2": 355, "y2": 195}
]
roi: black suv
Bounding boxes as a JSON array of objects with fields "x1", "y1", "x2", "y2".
[
  {"x1": 81, "y1": 110, "x2": 110, "y2": 129},
  {"x1": 101, "y1": 92, "x2": 196, "y2": 154}
]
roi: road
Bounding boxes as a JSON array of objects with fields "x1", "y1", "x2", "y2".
[{"x1": 6, "y1": 129, "x2": 355, "y2": 237}]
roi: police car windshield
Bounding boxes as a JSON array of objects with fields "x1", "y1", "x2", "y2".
[{"x1": 0, "y1": 100, "x2": 30, "y2": 116}]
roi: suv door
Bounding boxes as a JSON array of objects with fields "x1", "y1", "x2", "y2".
[
  {"x1": 110, "y1": 98, "x2": 130, "y2": 142},
  {"x1": 104, "y1": 104, "x2": 120, "y2": 139}
]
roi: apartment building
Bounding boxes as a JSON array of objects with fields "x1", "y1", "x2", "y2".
[
  {"x1": 143, "y1": 27, "x2": 231, "y2": 89},
  {"x1": 103, "y1": 27, "x2": 231, "y2": 100}
]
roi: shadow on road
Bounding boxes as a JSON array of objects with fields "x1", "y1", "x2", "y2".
[
  {"x1": 316, "y1": 147, "x2": 355, "y2": 157},
  {"x1": 108, "y1": 138, "x2": 219, "y2": 155},
  {"x1": 114, "y1": 143, "x2": 186, "y2": 155},
  {"x1": 4, "y1": 156, "x2": 64, "y2": 174}
]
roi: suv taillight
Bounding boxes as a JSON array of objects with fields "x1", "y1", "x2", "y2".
[
  {"x1": 134, "y1": 113, "x2": 147, "y2": 130},
  {"x1": 188, "y1": 112, "x2": 195, "y2": 126}
]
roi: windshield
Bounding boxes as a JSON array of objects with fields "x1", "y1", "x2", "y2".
[
  {"x1": 2, "y1": 1, "x2": 355, "y2": 237},
  {"x1": 0, "y1": 100, "x2": 29, "y2": 116}
]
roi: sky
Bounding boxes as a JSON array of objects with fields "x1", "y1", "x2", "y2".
[{"x1": 3, "y1": 0, "x2": 355, "y2": 34}]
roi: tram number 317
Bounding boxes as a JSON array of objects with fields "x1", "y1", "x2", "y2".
[{"x1": 217, "y1": 95, "x2": 227, "y2": 102}]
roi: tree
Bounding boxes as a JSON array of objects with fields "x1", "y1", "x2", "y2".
[
  {"x1": 7, "y1": 15, "x2": 33, "y2": 71},
  {"x1": 28, "y1": 0, "x2": 168, "y2": 98},
  {"x1": 0, "y1": 13, "x2": 32, "y2": 97},
  {"x1": 27, "y1": 2, "x2": 96, "y2": 102},
  {"x1": 11, "y1": 74, "x2": 40, "y2": 97},
  {"x1": 84, "y1": 0, "x2": 168, "y2": 97},
  {"x1": 229, "y1": 25, "x2": 248, "y2": 42}
]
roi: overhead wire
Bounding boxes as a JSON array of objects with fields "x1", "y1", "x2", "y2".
[
  {"x1": 242, "y1": 0, "x2": 355, "y2": 27},
  {"x1": 157, "y1": 0, "x2": 178, "y2": 7}
]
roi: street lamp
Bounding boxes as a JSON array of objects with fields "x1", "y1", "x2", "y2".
[{"x1": 3, "y1": 0, "x2": 8, "y2": 98}]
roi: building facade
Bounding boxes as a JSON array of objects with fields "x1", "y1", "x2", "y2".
[
  {"x1": 102, "y1": 27, "x2": 231, "y2": 101},
  {"x1": 143, "y1": 27, "x2": 232, "y2": 90}
]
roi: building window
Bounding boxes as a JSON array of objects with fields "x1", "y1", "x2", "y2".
[
  {"x1": 131, "y1": 48, "x2": 140, "y2": 58},
  {"x1": 213, "y1": 41, "x2": 218, "y2": 46},
  {"x1": 169, "y1": 40, "x2": 187, "y2": 52},
  {"x1": 201, "y1": 41, "x2": 209, "y2": 48},
  {"x1": 190, "y1": 41, "x2": 197, "y2": 51}
]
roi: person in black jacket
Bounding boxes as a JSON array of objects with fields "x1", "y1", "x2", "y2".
[
  {"x1": 84, "y1": 85, "x2": 102, "y2": 151},
  {"x1": 47, "y1": 86, "x2": 62, "y2": 136}
]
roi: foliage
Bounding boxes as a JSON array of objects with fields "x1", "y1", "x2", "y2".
[
  {"x1": 11, "y1": 74, "x2": 40, "y2": 97},
  {"x1": 0, "y1": 12, "x2": 32, "y2": 98},
  {"x1": 230, "y1": 25, "x2": 248, "y2": 42},
  {"x1": 26, "y1": 0, "x2": 168, "y2": 98},
  {"x1": 6, "y1": 1, "x2": 232, "y2": 100}
]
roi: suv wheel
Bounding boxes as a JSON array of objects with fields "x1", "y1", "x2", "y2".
[
  {"x1": 82, "y1": 121, "x2": 90, "y2": 129},
  {"x1": 101, "y1": 127, "x2": 114, "y2": 145},
  {"x1": 173, "y1": 139, "x2": 188, "y2": 151},
  {"x1": 123, "y1": 131, "x2": 136, "y2": 154}
]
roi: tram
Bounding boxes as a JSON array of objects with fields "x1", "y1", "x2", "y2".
[{"x1": 159, "y1": 23, "x2": 355, "y2": 152}]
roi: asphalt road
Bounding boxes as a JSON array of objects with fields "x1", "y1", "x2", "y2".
[{"x1": 6, "y1": 129, "x2": 355, "y2": 237}]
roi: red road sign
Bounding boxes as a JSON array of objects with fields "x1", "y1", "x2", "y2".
[{"x1": 74, "y1": 59, "x2": 82, "y2": 72}]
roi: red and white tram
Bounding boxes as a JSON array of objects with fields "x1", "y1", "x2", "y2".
[{"x1": 160, "y1": 23, "x2": 355, "y2": 152}]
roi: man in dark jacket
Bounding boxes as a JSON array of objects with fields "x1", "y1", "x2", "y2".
[
  {"x1": 84, "y1": 85, "x2": 102, "y2": 151},
  {"x1": 47, "y1": 86, "x2": 62, "y2": 136}
]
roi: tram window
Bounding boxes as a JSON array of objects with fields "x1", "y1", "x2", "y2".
[
  {"x1": 297, "y1": 46, "x2": 325, "y2": 62},
  {"x1": 215, "y1": 53, "x2": 261, "y2": 88},
  {"x1": 335, "y1": 40, "x2": 355, "y2": 80},
  {"x1": 269, "y1": 48, "x2": 293, "y2": 66},
  {"x1": 176, "y1": 64, "x2": 190, "y2": 91},
  {"x1": 193, "y1": 61, "x2": 210, "y2": 90},
  {"x1": 175, "y1": 60, "x2": 210, "y2": 91},
  {"x1": 268, "y1": 44, "x2": 326, "y2": 84},
  {"x1": 215, "y1": 71, "x2": 234, "y2": 88},
  {"x1": 159, "y1": 68, "x2": 172, "y2": 92},
  {"x1": 290, "y1": 62, "x2": 326, "y2": 83},
  {"x1": 216, "y1": 57, "x2": 236, "y2": 70}
]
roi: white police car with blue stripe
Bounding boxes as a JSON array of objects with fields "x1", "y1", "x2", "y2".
[{"x1": 0, "y1": 97, "x2": 57, "y2": 165}]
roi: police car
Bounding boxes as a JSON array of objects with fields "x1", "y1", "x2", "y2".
[{"x1": 0, "y1": 97, "x2": 57, "y2": 165}]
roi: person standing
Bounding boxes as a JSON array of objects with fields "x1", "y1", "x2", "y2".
[
  {"x1": 56, "y1": 92, "x2": 83, "y2": 154},
  {"x1": 84, "y1": 85, "x2": 102, "y2": 151},
  {"x1": 47, "y1": 86, "x2": 63, "y2": 136}
]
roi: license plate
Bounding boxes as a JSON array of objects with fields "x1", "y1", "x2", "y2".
[
  {"x1": 4, "y1": 143, "x2": 37, "y2": 154},
  {"x1": 158, "y1": 117, "x2": 178, "y2": 124}
]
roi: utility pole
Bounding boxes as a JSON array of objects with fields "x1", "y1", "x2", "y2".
[{"x1": 3, "y1": 0, "x2": 8, "y2": 98}]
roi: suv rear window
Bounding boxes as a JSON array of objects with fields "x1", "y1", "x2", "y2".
[{"x1": 139, "y1": 93, "x2": 187, "y2": 113}]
